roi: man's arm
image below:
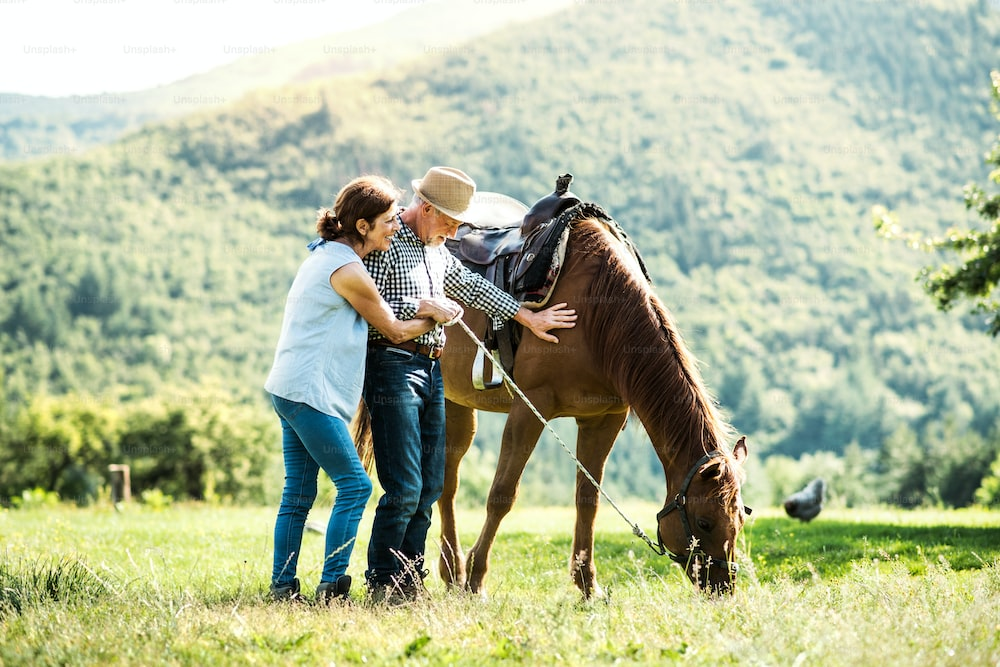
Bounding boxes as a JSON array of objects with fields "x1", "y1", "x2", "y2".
[
  {"x1": 442, "y1": 254, "x2": 577, "y2": 342},
  {"x1": 441, "y1": 254, "x2": 521, "y2": 322}
]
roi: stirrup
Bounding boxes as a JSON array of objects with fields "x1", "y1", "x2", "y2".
[{"x1": 472, "y1": 346, "x2": 504, "y2": 390}]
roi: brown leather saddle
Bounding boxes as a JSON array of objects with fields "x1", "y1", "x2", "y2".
[
  {"x1": 447, "y1": 175, "x2": 646, "y2": 390},
  {"x1": 446, "y1": 175, "x2": 581, "y2": 388}
]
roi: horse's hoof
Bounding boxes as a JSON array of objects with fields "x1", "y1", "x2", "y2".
[
  {"x1": 464, "y1": 584, "x2": 488, "y2": 601},
  {"x1": 577, "y1": 583, "x2": 603, "y2": 600}
]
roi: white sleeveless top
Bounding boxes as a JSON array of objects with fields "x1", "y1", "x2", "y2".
[{"x1": 264, "y1": 241, "x2": 367, "y2": 421}]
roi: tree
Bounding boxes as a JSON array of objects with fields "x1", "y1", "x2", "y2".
[
  {"x1": 976, "y1": 448, "x2": 1000, "y2": 507},
  {"x1": 69, "y1": 263, "x2": 124, "y2": 320},
  {"x1": 874, "y1": 70, "x2": 1000, "y2": 336}
]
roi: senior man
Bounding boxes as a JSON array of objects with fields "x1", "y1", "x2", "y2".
[{"x1": 362, "y1": 166, "x2": 577, "y2": 603}]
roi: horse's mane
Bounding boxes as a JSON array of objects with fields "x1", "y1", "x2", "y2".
[{"x1": 572, "y1": 218, "x2": 740, "y2": 487}]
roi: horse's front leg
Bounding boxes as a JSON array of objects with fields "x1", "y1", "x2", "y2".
[
  {"x1": 439, "y1": 400, "x2": 476, "y2": 589},
  {"x1": 571, "y1": 411, "x2": 628, "y2": 598},
  {"x1": 465, "y1": 402, "x2": 545, "y2": 597}
]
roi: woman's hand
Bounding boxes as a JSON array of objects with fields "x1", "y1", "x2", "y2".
[{"x1": 415, "y1": 298, "x2": 464, "y2": 324}]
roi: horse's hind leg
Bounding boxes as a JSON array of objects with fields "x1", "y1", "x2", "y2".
[
  {"x1": 571, "y1": 411, "x2": 628, "y2": 598},
  {"x1": 438, "y1": 400, "x2": 476, "y2": 589},
  {"x1": 465, "y1": 404, "x2": 544, "y2": 596}
]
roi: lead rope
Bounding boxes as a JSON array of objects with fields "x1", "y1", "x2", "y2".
[{"x1": 452, "y1": 318, "x2": 664, "y2": 556}]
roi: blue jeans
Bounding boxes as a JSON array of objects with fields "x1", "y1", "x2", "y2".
[
  {"x1": 363, "y1": 346, "x2": 446, "y2": 586},
  {"x1": 270, "y1": 394, "x2": 373, "y2": 587}
]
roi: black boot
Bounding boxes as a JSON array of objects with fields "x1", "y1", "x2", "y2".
[
  {"x1": 269, "y1": 578, "x2": 303, "y2": 603},
  {"x1": 316, "y1": 574, "x2": 352, "y2": 605},
  {"x1": 367, "y1": 575, "x2": 408, "y2": 606},
  {"x1": 399, "y1": 558, "x2": 429, "y2": 601}
]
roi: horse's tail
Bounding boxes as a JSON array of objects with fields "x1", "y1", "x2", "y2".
[{"x1": 349, "y1": 399, "x2": 375, "y2": 474}]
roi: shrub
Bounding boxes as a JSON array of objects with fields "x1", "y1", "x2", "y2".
[
  {"x1": 974, "y1": 450, "x2": 1000, "y2": 507},
  {"x1": 10, "y1": 487, "x2": 60, "y2": 509},
  {"x1": 139, "y1": 488, "x2": 174, "y2": 510},
  {"x1": 0, "y1": 394, "x2": 118, "y2": 506},
  {"x1": 0, "y1": 389, "x2": 277, "y2": 506},
  {"x1": 120, "y1": 389, "x2": 276, "y2": 504}
]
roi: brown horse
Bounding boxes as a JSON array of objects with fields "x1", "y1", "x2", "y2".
[{"x1": 437, "y1": 213, "x2": 751, "y2": 596}]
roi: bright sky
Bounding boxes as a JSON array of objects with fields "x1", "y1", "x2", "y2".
[{"x1": 0, "y1": 0, "x2": 413, "y2": 97}]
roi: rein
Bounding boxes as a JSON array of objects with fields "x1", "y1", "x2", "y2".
[{"x1": 452, "y1": 318, "x2": 745, "y2": 565}]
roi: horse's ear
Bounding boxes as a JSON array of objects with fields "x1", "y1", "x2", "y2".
[{"x1": 733, "y1": 436, "x2": 748, "y2": 464}]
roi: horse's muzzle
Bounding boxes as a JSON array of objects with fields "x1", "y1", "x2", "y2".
[{"x1": 672, "y1": 551, "x2": 738, "y2": 593}]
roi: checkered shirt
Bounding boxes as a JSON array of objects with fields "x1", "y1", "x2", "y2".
[{"x1": 363, "y1": 215, "x2": 521, "y2": 348}]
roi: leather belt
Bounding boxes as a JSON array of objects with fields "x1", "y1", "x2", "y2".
[{"x1": 369, "y1": 339, "x2": 443, "y2": 360}]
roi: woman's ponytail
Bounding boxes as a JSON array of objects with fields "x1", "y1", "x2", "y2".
[{"x1": 315, "y1": 207, "x2": 343, "y2": 240}]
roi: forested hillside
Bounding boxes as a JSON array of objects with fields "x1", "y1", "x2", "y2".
[{"x1": 2, "y1": 0, "x2": 999, "y2": 508}]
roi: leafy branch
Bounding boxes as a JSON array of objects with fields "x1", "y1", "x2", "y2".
[{"x1": 874, "y1": 70, "x2": 1000, "y2": 336}]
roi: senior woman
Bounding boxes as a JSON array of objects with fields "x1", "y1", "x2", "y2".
[{"x1": 264, "y1": 175, "x2": 461, "y2": 604}]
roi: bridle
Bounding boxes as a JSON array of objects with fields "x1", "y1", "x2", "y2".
[{"x1": 654, "y1": 450, "x2": 753, "y2": 582}]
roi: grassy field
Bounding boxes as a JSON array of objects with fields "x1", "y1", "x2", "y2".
[{"x1": 1, "y1": 501, "x2": 999, "y2": 666}]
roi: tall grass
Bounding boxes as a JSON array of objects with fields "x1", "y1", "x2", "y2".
[
  {"x1": 0, "y1": 557, "x2": 115, "y2": 614},
  {"x1": 1, "y1": 502, "x2": 997, "y2": 665}
]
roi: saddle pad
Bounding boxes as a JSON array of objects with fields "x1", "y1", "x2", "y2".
[
  {"x1": 514, "y1": 223, "x2": 571, "y2": 308},
  {"x1": 514, "y1": 202, "x2": 648, "y2": 307}
]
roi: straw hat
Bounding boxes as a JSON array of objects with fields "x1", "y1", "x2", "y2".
[{"x1": 411, "y1": 166, "x2": 478, "y2": 223}]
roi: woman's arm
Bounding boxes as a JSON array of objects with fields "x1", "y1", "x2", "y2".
[{"x1": 330, "y1": 263, "x2": 455, "y2": 343}]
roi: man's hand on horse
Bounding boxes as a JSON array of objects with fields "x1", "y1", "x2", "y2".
[{"x1": 514, "y1": 302, "x2": 577, "y2": 343}]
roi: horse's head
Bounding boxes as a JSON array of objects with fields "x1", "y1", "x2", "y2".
[{"x1": 656, "y1": 437, "x2": 751, "y2": 594}]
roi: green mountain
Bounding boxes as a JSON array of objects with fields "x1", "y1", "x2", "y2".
[{"x1": 2, "y1": 0, "x2": 999, "y2": 506}]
